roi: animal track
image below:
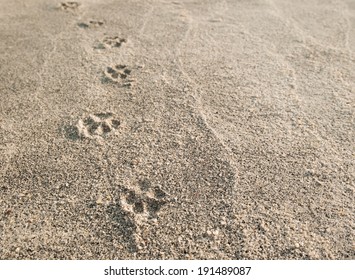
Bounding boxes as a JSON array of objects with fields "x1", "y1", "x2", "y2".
[
  {"x1": 78, "y1": 20, "x2": 104, "y2": 29},
  {"x1": 103, "y1": 36, "x2": 126, "y2": 48},
  {"x1": 103, "y1": 65, "x2": 134, "y2": 86},
  {"x1": 106, "y1": 180, "x2": 170, "y2": 252},
  {"x1": 60, "y1": 2, "x2": 80, "y2": 11},
  {"x1": 69, "y1": 112, "x2": 121, "y2": 140},
  {"x1": 120, "y1": 180, "x2": 168, "y2": 220},
  {"x1": 95, "y1": 37, "x2": 126, "y2": 50}
]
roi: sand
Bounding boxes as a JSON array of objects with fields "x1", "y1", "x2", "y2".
[{"x1": 0, "y1": 0, "x2": 354, "y2": 260}]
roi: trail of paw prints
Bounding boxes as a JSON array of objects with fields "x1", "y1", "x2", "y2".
[
  {"x1": 102, "y1": 65, "x2": 134, "y2": 87},
  {"x1": 64, "y1": 112, "x2": 121, "y2": 140},
  {"x1": 78, "y1": 20, "x2": 104, "y2": 29},
  {"x1": 95, "y1": 36, "x2": 127, "y2": 49},
  {"x1": 60, "y1": 2, "x2": 80, "y2": 11}
]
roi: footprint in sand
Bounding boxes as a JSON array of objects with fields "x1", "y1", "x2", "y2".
[
  {"x1": 102, "y1": 65, "x2": 134, "y2": 86},
  {"x1": 95, "y1": 36, "x2": 127, "y2": 49},
  {"x1": 103, "y1": 180, "x2": 169, "y2": 252},
  {"x1": 78, "y1": 112, "x2": 121, "y2": 139},
  {"x1": 120, "y1": 179, "x2": 168, "y2": 221},
  {"x1": 64, "y1": 112, "x2": 121, "y2": 140},
  {"x1": 60, "y1": 2, "x2": 80, "y2": 11}
]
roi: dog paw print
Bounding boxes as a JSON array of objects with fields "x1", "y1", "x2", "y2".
[
  {"x1": 60, "y1": 2, "x2": 80, "y2": 11},
  {"x1": 76, "y1": 112, "x2": 121, "y2": 139},
  {"x1": 103, "y1": 65, "x2": 134, "y2": 86},
  {"x1": 103, "y1": 36, "x2": 126, "y2": 48},
  {"x1": 95, "y1": 37, "x2": 126, "y2": 50},
  {"x1": 78, "y1": 20, "x2": 104, "y2": 29},
  {"x1": 120, "y1": 180, "x2": 168, "y2": 220}
]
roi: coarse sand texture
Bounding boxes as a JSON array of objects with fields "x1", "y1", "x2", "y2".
[{"x1": 0, "y1": 0, "x2": 354, "y2": 259}]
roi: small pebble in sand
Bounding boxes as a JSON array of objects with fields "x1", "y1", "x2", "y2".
[{"x1": 96, "y1": 196, "x2": 103, "y2": 205}]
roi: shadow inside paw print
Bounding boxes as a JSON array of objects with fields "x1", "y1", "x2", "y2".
[
  {"x1": 126, "y1": 190, "x2": 145, "y2": 214},
  {"x1": 78, "y1": 20, "x2": 104, "y2": 29},
  {"x1": 63, "y1": 124, "x2": 81, "y2": 141},
  {"x1": 60, "y1": 2, "x2": 80, "y2": 11},
  {"x1": 102, "y1": 65, "x2": 134, "y2": 86},
  {"x1": 64, "y1": 112, "x2": 121, "y2": 140}
]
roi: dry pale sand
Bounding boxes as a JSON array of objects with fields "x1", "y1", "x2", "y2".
[{"x1": 0, "y1": 0, "x2": 354, "y2": 260}]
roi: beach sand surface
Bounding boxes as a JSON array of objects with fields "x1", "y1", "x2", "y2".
[{"x1": 0, "y1": 0, "x2": 354, "y2": 259}]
